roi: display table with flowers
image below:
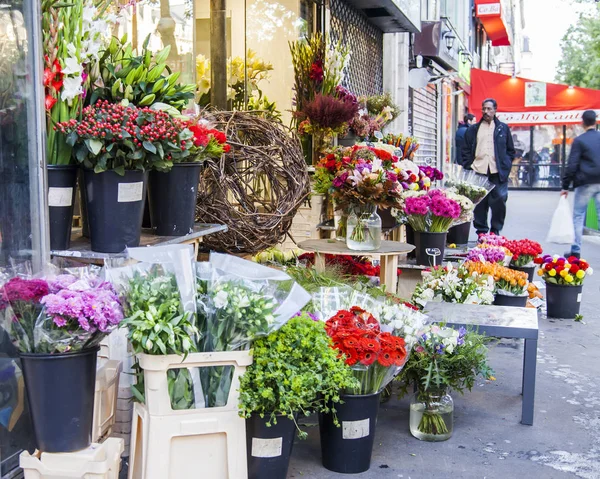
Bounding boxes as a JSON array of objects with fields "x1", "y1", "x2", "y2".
[
  {"x1": 421, "y1": 301, "x2": 539, "y2": 425},
  {"x1": 297, "y1": 239, "x2": 414, "y2": 294}
]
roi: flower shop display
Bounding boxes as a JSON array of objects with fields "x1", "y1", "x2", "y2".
[
  {"x1": 345, "y1": 93, "x2": 400, "y2": 142},
  {"x1": 319, "y1": 305, "x2": 408, "y2": 473},
  {"x1": 42, "y1": 0, "x2": 119, "y2": 249},
  {"x1": 536, "y1": 255, "x2": 593, "y2": 318},
  {"x1": 464, "y1": 261, "x2": 529, "y2": 307},
  {"x1": 289, "y1": 33, "x2": 351, "y2": 162},
  {"x1": 505, "y1": 239, "x2": 543, "y2": 281},
  {"x1": 56, "y1": 101, "x2": 193, "y2": 252},
  {"x1": 196, "y1": 111, "x2": 310, "y2": 254},
  {"x1": 0, "y1": 269, "x2": 124, "y2": 452},
  {"x1": 393, "y1": 190, "x2": 464, "y2": 265},
  {"x1": 239, "y1": 313, "x2": 357, "y2": 479},
  {"x1": 398, "y1": 325, "x2": 493, "y2": 441},
  {"x1": 412, "y1": 264, "x2": 495, "y2": 308},
  {"x1": 147, "y1": 119, "x2": 229, "y2": 236}
]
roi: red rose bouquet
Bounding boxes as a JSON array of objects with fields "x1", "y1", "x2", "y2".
[
  {"x1": 325, "y1": 306, "x2": 408, "y2": 394},
  {"x1": 505, "y1": 239, "x2": 543, "y2": 267}
]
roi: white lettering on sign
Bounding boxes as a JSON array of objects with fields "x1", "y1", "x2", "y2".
[
  {"x1": 48, "y1": 187, "x2": 73, "y2": 207},
  {"x1": 251, "y1": 437, "x2": 283, "y2": 458},
  {"x1": 342, "y1": 419, "x2": 370, "y2": 440},
  {"x1": 477, "y1": 3, "x2": 501, "y2": 16},
  {"x1": 497, "y1": 110, "x2": 600, "y2": 125},
  {"x1": 117, "y1": 182, "x2": 144, "y2": 203}
]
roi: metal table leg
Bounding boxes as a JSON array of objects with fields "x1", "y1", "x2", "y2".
[{"x1": 521, "y1": 338, "x2": 537, "y2": 425}]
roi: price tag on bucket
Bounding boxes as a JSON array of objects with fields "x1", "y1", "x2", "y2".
[
  {"x1": 577, "y1": 293, "x2": 582, "y2": 303},
  {"x1": 251, "y1": 437, "x2": 283, "y2": 458},
  {"x1": 117, "y1": 182, "x2": 144, "y2": 203},
  {"x1": 342, "y1": 419, "x2": 370, "y2": 439},
  {"x1": 48, "y1": 187, "x2": 73, "y2": 207}
]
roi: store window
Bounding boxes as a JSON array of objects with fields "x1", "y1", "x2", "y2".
[
  {"x1": 1, "y1": 0, "x2": 47, "y2": 474},
  {"x1": 194, "y1": 0, "x2": 312, "y2": 124}
]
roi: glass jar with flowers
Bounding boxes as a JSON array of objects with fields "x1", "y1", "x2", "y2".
[
  {"x1": 398, "y1": 325, "x2": 493, "y2": 442},
  {"x1": 536, "y1": 254, "x2": 593, "y2": 318},
  {"x1": 56, "y1": 101, "x2": 193, "y2": 253}
]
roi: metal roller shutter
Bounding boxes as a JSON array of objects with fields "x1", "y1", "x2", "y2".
[{"x1": 410, "y1": 85, "x2": 439, "y2": 166}]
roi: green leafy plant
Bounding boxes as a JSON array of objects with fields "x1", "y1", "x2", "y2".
[
  {"x1": 94, "y1": 34, "x2": 196, "y2": 111},
  {"x1": 238, "y1": 314, "x2": 358, "y2": 436},
  {"x1": 365, "y1": 93, "x2": 400, "y2": 120},
  {"x1": 121, "y1": 267, "x2": 198, "y2": 409}
]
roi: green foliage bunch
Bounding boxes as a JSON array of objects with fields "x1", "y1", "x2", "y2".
[
  {"x1": 366, "y1": 92, "x2": 400, "y2": 120},
  {"x1": 94, "y1": 34, "x2": 196, "y2": 111},
  {"x1": 238, "y1": 314, "x2": 358, "y2": 436},
  {"x1": 121, "y1": 266, "x2": 199, "y2": 409}
]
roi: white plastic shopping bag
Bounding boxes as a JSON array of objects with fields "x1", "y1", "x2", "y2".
[{"x1": 547, "y1": 196, "x2": 575, "y2": 244}]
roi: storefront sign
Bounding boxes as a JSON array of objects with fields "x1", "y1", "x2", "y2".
[
  {"x1": 525, "y1": 82, "x2": 547, "y2": 107},
  {"x1": 497, "y1": 109, "x2": 600, "y2": 125},
  {"x1": 477, "y1": 3, "x2": 501, "y2": 16}
]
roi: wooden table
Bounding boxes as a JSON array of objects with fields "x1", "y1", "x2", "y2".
[
  {"x1": 51, "y1": 223, "x2": 228, "y2": 265},
  {"x1": 298, "y1": 239, "x2": 414, "y2": 294},
  {"x1": 423, "y1": 302, "x2": 539, "y2": 425}
]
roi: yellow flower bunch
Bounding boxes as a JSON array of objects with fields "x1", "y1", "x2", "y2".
[{"x1": 465, "y1": 261, "x2": 528, "y2": 294}]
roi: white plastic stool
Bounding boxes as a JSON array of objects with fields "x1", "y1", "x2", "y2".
[
  {"x1": 92, "y1": 360, "x2": 122, "y2": 443},
  {"x1": 20, "y1": 438, "x2": 124, "y2": 479}
]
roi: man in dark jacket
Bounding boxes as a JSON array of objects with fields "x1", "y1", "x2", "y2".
[
  {"x1": 455, "y1": 114, "x2": 476, "y2": 164},
  {"x1": 461, "y1": 98, "x2": 515, "y2": 235},
  {"x1": 561, "y1": 110, "x2": 600, "y2": 258}
]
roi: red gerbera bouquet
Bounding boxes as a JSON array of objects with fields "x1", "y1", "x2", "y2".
[
  {"x1": 504, "y1": 239, "x2": 543, "y2": 267},
  {"x1": 325, "y1": 306, "x2": 407, "y2": 394}
]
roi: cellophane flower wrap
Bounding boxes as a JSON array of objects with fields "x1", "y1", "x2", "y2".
[
  {"x1": 464, "y1": 261, "x2": 529, "y2": 296},
  {"x1": 0, "y1": 267, "x2": 124, "y2": 354},
  {"x1": 107, "y1": 245, "x2": 200, "y2": 410},
  {"x1": 412, "y1": 263, "x2": 495, "y2": 308},
  {"x1": 504, "y1": 239, "x2": 543, "y2": 267},
  {"x1": 309, "y1": 287, "x2": 425, "y2": 394},
  {"x1": 535, "y1": 255, "x2": 593, "y2": 286},
  {"x1": 394, "y1": 190, "x2": 462, "y2": 233},
  {"x1": 443, "y1": 164, "x2": 495, "y2": 205},
  {"x1": 325, "y1": 307, "x2": 408, "y2": 394},
  {"x1": 196, "y1": 253, "x2": 310, "y2": 406}
]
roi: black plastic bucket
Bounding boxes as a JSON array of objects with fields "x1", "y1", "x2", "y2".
[
  {"x1": 510, "y1": 264, "x2": 536, "y2": 283},
  {"x1": 378, "y1": 207, "x2": 399, "y2": 230},
  {"x1": 414, "y1": 231, "x2": 447, "y2": 266},
  {"x1": 319, "y1": 392, "x2": 381, "y2": 474},
  {"x1": 47, "y1": 165, "x2": 78, "y2": 250},
  {"x1": 447, "y1": 222, "x2": 471, "y2": 245},
  {"x1": 148, "y1": 163, "x2": 202, "y2": 236},
  {"x1": 246, "y1": 413, "x2": 296, "y2": 479},
  {"x1": 546, "y1": 282, "x2": 583, "y2": 319},
  {"x1": 406, "y1": 224, "x2": 415, "y2": 259},
  {"x1": 83, "y1": 169, "x2": 148, "y2": 253},
  {"x1": 20, "y1": 347, "x2": 99, "y2": 453},
  {"x1": 494, "y1": 292, "x2": 528, "y2": 307}
]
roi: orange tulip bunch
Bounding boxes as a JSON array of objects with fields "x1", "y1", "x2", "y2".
[{"x1": 464, "y1": 261, "x2": 528, "y2": 295}]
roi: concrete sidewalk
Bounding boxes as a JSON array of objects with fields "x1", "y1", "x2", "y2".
[{"x1": 289, "y1": 190, "x2": 600, "y2": 479}]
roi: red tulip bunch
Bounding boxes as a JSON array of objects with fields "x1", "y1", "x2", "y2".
[
  {"x1": 325, "y1": 307, "x2": 407, "y2": 394},
  {"x1": 505, "y1": 239, "x2": 543, "y2": 267}
]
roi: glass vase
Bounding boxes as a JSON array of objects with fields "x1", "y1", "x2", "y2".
[
  {"x1": 346, "y1": 204, "x2": 382, "y2": 251},
  {"x1": 409, "y1": 389, "x2": 454, "y2": 441},
  {"x1": 334, "y1": 211, "x2": 347, "y2": 242}
]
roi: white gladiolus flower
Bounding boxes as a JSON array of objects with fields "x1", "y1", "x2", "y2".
[
  {"x1": 214, "y1": 290, "x2": 228, "y2": 309},
  {"x1": 61, "y1": 75, "x2": 84, "y2": 102},
  {"x1": 62, "y1": 57, "x2": 83, "y2": 75}
]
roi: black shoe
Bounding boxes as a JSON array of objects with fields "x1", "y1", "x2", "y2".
[
  {"x1": 476, "y1": 231, "x2": 488, "y2": 237},
  {"x1": 565, "y1": 251, "x2": 580, "y2": 259},
  {"x1": 491, "y1": 229, "x2": 500, "y2": 235}
]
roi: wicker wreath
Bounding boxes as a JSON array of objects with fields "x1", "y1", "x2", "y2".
[{"x1": 196, "y1": 111, "x2": 310, "y2": 254}]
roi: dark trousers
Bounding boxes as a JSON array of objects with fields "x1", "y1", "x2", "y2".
[{"x1": 473, "y1": 173, "x2": 509, "y2": 235}]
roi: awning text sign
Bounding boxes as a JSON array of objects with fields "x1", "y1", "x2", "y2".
[
  {"x1": 477, "y1": 3, "x2": 501, "y2": 16},
  {"x1": 497, "y1": 109, "x2": 600, "y2": 125}
]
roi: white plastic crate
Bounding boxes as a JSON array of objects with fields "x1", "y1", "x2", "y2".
[
  {"x1": 20, "y1": 438, "x2": 124, "y2": 479},
  {"x1": 93, "y1": 360, "x2": 122, "y2": 443},
  {"x1": 127, "y1": 351, "x2": 253, "y2": 479}
]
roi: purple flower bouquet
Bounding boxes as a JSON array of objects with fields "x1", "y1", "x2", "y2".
[{"x1": 403, "y1": 190, "x2": 461, "y2": 233}]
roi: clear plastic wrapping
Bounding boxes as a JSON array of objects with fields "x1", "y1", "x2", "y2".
[{"x1": 443, "y1": 164, "x2": 496, "y2": 205}]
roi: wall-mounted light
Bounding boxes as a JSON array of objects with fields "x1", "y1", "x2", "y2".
[
  {"x1": 458, "y1": 48, "x2": 472, "y2": 65},
  {"x1": 443, "y1": 31, "x2": 456, "y2": 51}
]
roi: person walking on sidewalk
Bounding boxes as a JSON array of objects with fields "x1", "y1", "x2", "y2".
[
  {"x1": 461, "y1": 98, "x2": 515, "y2": 235},
  {"x1": 455, "y1": 113, "x2": 476, "y2": 165},
  {"x1": 561, "y1": 110, "x2": 600, "y2": 259}
]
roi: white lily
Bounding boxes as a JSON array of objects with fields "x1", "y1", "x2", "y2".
[{"x1": 61, "y1": 75, "x2": 84, "y2": 102}]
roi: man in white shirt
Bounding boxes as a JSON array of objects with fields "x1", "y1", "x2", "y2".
[{"x1": 461, "y1": 99, "x2": 516, "y2": 235}]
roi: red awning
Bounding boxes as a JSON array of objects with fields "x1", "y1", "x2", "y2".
[
  {"x1": 469, "y1": 69, "x2": 600, "y2": 126},
  {"x1": 475, "y1": 0, "x2": 511, "y2": 47}
]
